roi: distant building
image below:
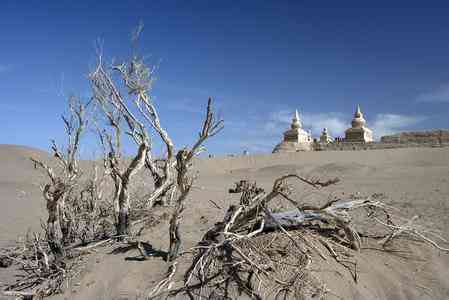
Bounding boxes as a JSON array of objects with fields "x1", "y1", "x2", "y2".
[
  {"x1": 272, "y1": 105, "x2": 379, "y2": 153},
  {"x1": 272, "y1": 110, "x2": 312, "y2": 153},
  {"x1": 344, "y1": 105, "x2": 373, "y2": 143},
  {"x1": 270, "y1": 104, "x2": 449, "y2": 153},
  {"x1": 319, "y1": 127, "x2": 333, "y2": 144},
  {"x1": 381, "y1": 129, "x2": 449, "y2": 144}
]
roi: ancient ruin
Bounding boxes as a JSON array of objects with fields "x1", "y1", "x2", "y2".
[
  {"x1": 344, "y1": 105, "x2": 374, "y2": 143},
  {"x1": 273, "y1": 105, "x2": 448, "y2": 153},
  {"x1": 381, "y1": 130, "x2": 449, "y2": 144},
  {"x1": 319, "y1": 127, "x2": 333, "y2": 144},
  {"x1": 272, "y1": 110, "x2": 312, "y2": 153}
]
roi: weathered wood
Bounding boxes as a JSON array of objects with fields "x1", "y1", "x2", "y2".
[
  {"x1": 30, "y1": 97, "x2": 87, "y2": 259},
  {"x1": 90, "y1": 54, "x2": 176, "y2": 236},
  {"x1": 263, "y1": 210, "x2": 323, "y2": 230},
  {"x1": 167, "y1": 100, "x2": 223, "y2": 261},
  {"x1": 115, "y1": 143, "x2": 148, "y2": 237},
  {"x1": 2, "y1": 290, "x2": 37, "y2": 300},
  {"x1": 0, "y1": 256, "x2": 13, "y2": 268},
  {"x1": 43, "y1": 182, "x2": 66, "y2": 261}
]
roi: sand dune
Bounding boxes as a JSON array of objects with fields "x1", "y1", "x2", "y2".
[
  {"x1": 0, "y1": 145, "x2": 50, "y2": 247},
  {"x1": 1, "y1": 145, "x2": 449, "y2": 299}
]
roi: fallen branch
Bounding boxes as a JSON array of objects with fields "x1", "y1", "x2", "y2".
[{"x1": 153, "y1": 174, "x2": 449, "y2": 299}]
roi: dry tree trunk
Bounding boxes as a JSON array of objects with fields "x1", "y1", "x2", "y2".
[
  {"x1": 116, "y1": 184, "x2": 131, "y2": 237},
  {"x1": 90, "y1": 59, "x2": 152, "y2": 237},
  {"x1": 90, "y1": 32, "x2": 223, "y2": 247},
  {"x1": 30, "y1": 97, "x2": 87, "y2": 259},
  {"x1": 111, "y1": 173, "x2": 123, "y2": 232},
  {"x1": 43, "y1": 183, "x2": 66, "y2": 262},
  {"x1": 115, "y1": 143, "x2": 148, "y2": 236},
  {"x1": 167, "y1": 99, "x2": 223, "y2": 261},
  {"x1": 90, "y1": 49, "x2": 177, "y2": 237},
  {"x1": 59, "y1": 194, "x2": 74, "y2": 245},
  {"x1": 167, "y1": 201, "x2": 184, "y2": 261},
  {"x1": 144, "y1": 152, "x2": 169, "y2": 206},
  {"x1": 167, "y1": 150, "x2": 190, "y2": 261}
]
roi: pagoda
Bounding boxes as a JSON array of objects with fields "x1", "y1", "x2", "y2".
[
  {"x1": 344, "y1": 105, "x2": 373, "y2": 143},
  {"x1": 272, "y1": 110, "x2": 312, "y2": 153},
  {"x1": 320, "y1": 127, "x2": 333, "y2": 144}
]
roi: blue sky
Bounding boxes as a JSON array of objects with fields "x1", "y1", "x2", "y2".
[{"x1": 1, "y1": 1, "x2": 449, "y2": 155}]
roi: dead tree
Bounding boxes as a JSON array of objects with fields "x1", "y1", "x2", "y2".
[
  {"x1": 167, "y1": 98, "x2": 224, "y2": 261},
  {"x1": 90, "y1": 57, "x2": 151, "y2": 237},
  {"x1": 31, "y1": 96, "x2": 87, "y2": 260},
  {"x1": 90, "y1": 42, "x2": 183, "y2": 237},
  {"x1": 90, "y1": 31, "x2": 223, "y2": 242},
  {"x1": 77, "y1": 162, "x2": 110, "y2": 242},
  {"x1": 150, "y1": 174, "x2": 449, "y2": 299},
  {"x1": 149, "y1": 175, "x2": 339, "y2": 298}
]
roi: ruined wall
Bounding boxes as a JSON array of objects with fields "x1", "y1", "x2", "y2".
[
  {"x1": 313, "y1": 130, "x2": 449, "y2": 152},
  {"x1": 380, "y1": 130, "x2": 449, "y2": 144},
  {"x1": 273, "y1": 141, "x2": 313, "y2": 153},
  {"x1": 314, "y1": 141, "x2": 449, "y2": 151}
]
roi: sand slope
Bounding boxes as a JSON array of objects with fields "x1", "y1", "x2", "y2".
[
  {"x1": 1, "y1": 145, "x2": 449, "y2": 299},
  {"x1": 0, "y1": 145, "x2": 50, "y2": 247}
]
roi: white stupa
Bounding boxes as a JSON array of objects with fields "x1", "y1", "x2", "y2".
[
  {"x1": 344, "y1": 105, "x2": 373, "y2": 143},
  {"x1": 320, "y1": 127, "x2": 333, "y2": 144},
  {"x1": 272, "y1": 110, "x2": 312, "y2": 153}
]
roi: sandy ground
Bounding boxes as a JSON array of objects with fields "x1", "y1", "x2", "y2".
[{"x1": 1, "y1": 145, "x2": 449, "y2": 299}]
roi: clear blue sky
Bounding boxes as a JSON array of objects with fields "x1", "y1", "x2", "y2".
[{"x1": 1, "y1": 1, "x2": 449, "y2": 155}]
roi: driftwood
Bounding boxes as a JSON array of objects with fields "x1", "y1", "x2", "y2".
[
  {"x1": 1, "y1": 232, "x2": 71, "y2": 299},
  {"x1": 149, "y1": 174, "x2": 449, "y2": 299},
  {"x1": 149, "y1": 174, "x2": 341, "y2": 299}
]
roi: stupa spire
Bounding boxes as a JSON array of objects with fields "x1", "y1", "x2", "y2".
[
  {"x1": 355, "y1": 104, "x2": 362, "y2": 117},
  {"x1": 345, "y1": 103, "x2": 373, "y2": 142},
  {"x1": 291, "y1": 109, "x2": 302, "y2": 129},
  {"x1": 272, "y1": 108, "x2": 313, "y2": 152},
  {"x1": 351, "y1": 104, "x2": 366, "y2": 128}
]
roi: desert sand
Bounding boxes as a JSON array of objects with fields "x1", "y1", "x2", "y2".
[{"x1": 1, "y1": 144, "x2": 449, "y2": 299}]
